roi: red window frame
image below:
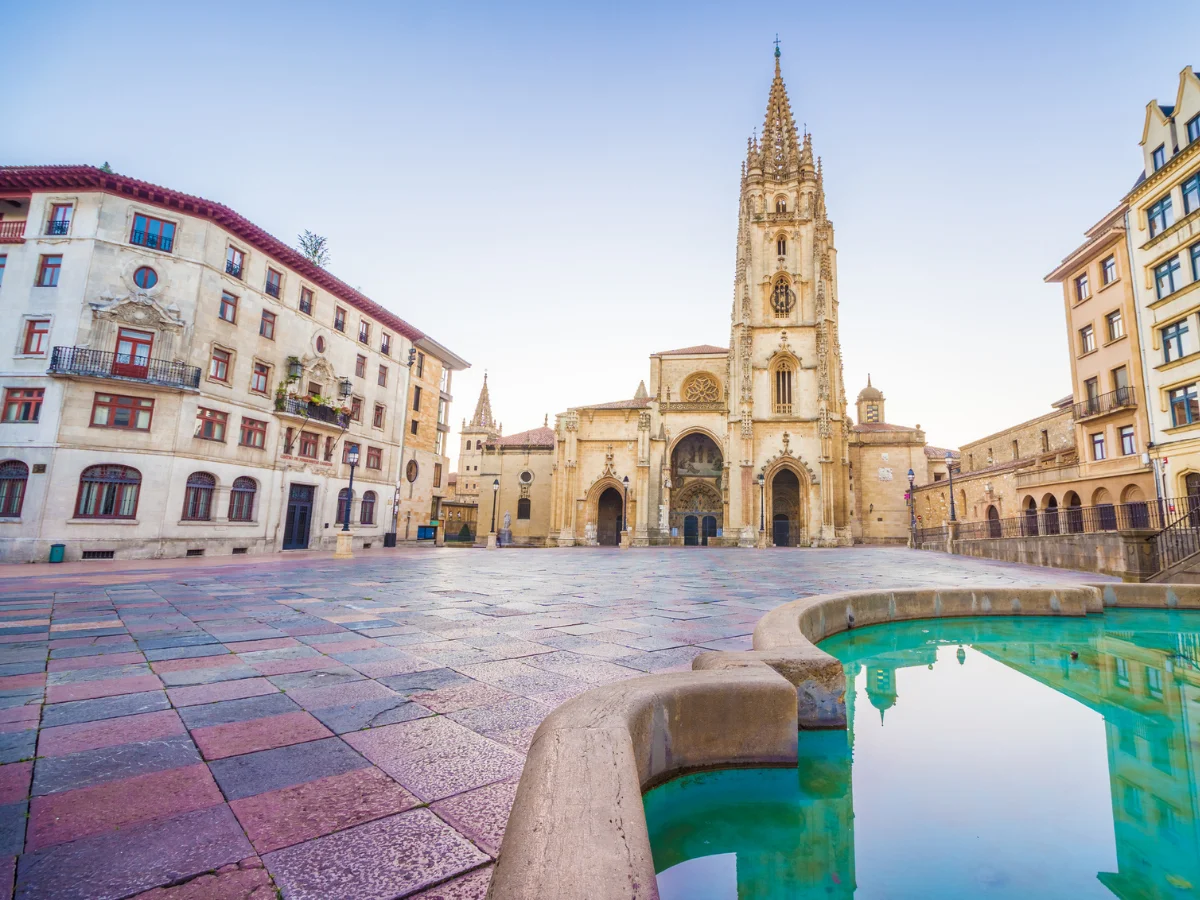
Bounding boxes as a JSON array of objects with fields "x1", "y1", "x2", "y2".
[
  {"x1": 75, "y1": 465, "x2": 141, "y2": 520},
  {"x1": 351, "y1": 397, "x2": 363, "y2": 422},
  {"x1": 373, "y1": 404, "x2": 385, "y2": 429},
  {"x1": 3, "y1": 388, "x2": 44, "y2": 423},
  {"x1": 381, "y1": 333, "x2": 391, "y2": 356},
  {"x1": 48, "y1": 204, "x2": 72, "y2": 234},
  {"x1": 239, "y1": 417, "x2": 267, "y2": 448},
  {"x1": 260, "y1": 310, "x2": 276, "y2": 340},
  {"x1": 226, "y1": 246, "x2": 244, "y2": 278},
  {"x1": 366, "y1": 447, "x2": 382, "y2": 469},
  {"x1": 358, "y1": 320, "x2": 370, "y2": 343},
  {"x1": 22, "y1": 319, "x2": 50, "y2": 355},
  {"x1": 0, "y1": 461, "x2": 28, "y2": 518},
  {"x1": 336, "y1": 488, "x2": 353, "y2": 525},
  {"x1": 113, "y1": 327, "x2": 153, "y2": 377},
  {"x1": 378, "y1": 365, "x2": 388, "y2": 387},
  {"x1": 195, "y1": 407, "x2": 228, "y2": 441},
  {"x1": 209, "y1": 348, "x2": 231, "y2": 383},
  {"x1": 250, "y1": 362, "x2": 270, "y2": 394},
  {"x1": 265, "y1": 268, "x2": 282, "y2": 298},
  {"x1": 130, "y1": 214, "x2": 176, "y2": 252},
  {"x1": 299, "y1": 287, "x2": 314, "y2": 315},
  {"x1": 298, "y1": 431, "x2": 319, "y2": 459},
  {"x1": 182, "y1": 473, "x2": 216, "y2": 521},
  {"x1": 334, "y1": 307, "x2": 346, "y2": 332},
  {"x1": 91, "y1": 393, "x2": 154, "y2": 431},
  {"x1": 229, "y1": 477, "x2": 257, "y2": 521},
  {"x1": 360, "y1": 491, "x2": 376, "y2": 525},
  {"x1": 218, "y1": 292, "x2": 238, "y2": 323},
  {"x1": 36, "y1": 255, "x2": 61, "y2": 287},
  {"x1": 355, "y1": 355, "x2": 366, "y2": 378},
  {"x1": 343, "y1": 441, "x2": 361, "y2": 464}
]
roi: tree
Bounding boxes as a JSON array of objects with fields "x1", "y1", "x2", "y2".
[{"x1": 297, "y1": 231, "x2": 330, "y2": 268}]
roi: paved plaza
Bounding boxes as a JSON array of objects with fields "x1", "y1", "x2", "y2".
[{"x1": 0, "y1": 547, "x2": 1105, "y2": 900}]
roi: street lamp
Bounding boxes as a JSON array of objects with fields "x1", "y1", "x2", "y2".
[
  {"x1": 342, "y1": 446, "x2": 359, "y2": 533},
  {"x1": 757, "y1": 472, "x2": 765, "y2": 535},
  {"x1": 622, "y1": 475, "x2": 630, "y2": 533},
  {"x1": 491, "y1": 479, "x2": 499, "y2": 535},
  {"x1": 945, "y1": 451, "x2": 957, "y2": 522},
  {"x1": 907, "y1": 468, "x2": 916, "y2": 537}
]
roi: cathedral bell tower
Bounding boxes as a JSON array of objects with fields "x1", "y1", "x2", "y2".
[{"x1": 728, "y1": 45, "x2": 851, "y2": 545}]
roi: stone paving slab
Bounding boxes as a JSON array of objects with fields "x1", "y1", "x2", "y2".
[{"x1": 0, "y1": 546, "x2": 1105, "y2": 898}]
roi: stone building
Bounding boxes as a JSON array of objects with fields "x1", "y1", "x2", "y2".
[
  {"x1": 1127, "y1": 66, "x2": 1200, "y2": 502},
  {"x1": 0, "y1": 165, "x2": 465, "y2": 561}
]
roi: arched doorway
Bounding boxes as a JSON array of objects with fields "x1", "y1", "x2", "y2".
[
  {"x1": 772, "y1": 468, "x2": 801, "y2": 547},
  {"x1": 1042, "y1": 494, "x2": 1059, "y2": 535},
  {"x1": 683, "y1": 516, "x2": 698, "y2": 546},
  {"x1": 1022, "y1": 496, "x2": 1039, "y2": 536},
  {"x1": 670, "y1": 432, "x2": 724, "y2": 543},
  {"x1": 1092, "y1": 487, "x2": 1116, "y2": 531},
  {"x1": 1121, "y1": 484, "x2": 1149, "y2": 528},
  {"x1": 1063, "y1": 491, "x2": 1083, "y2": 533},
  {"x1": 702, "y1": 515, "x2": 718, "y2": 545},
  {"x1": 597, "y1": 488, "x2": 623, "y2": 546},
  {"x1": 986, "y1": 505, "x2": 1001, "y2": 538},
  {"x1": 1186, "y1": 473, "x2": 1200, "y2": 526}
]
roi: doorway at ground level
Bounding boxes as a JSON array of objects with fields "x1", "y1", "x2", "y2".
[{"x1": 283, "y1": 484, "x2": 315, "y2": 550}]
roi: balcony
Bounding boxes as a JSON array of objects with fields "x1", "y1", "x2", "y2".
[
  {"x1": 0, "y1": 221, "x2": 26, "y2": 243},
  {"x1": 225, "y1": 260, "x2": 243, "y2": 279},
  {"x1": 265, "y1": 282, "x2": 280, "y2": 298},
  {"x1": 45, "y1": 220, "x2": 70, "y2": 236},
  {"x1": 275, "y1": 396, "x2": 350, "y2": 428},
  {"x1": 48, "y1": 346, "x2": 201, "y2": 390},
  {"x1": 1074, "y1": 386, "x2": 1137, "y2": 420},
  {"x1": 130, "y1": 230, "x2": 174, "y2": 253}
]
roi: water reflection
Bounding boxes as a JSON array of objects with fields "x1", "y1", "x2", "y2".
[{"x1": 645, "y1": 610, "x2": 1200, "y2": 899}]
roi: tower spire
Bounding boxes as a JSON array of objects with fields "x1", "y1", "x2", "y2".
[
  {"x1": 469, "y1": 373, "x2": 496, "y2": 430},
  {"x1": 759, "y1": 41, "x2": 800, "y2": 180}
]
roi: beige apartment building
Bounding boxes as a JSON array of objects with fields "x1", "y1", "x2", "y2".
[
  {"x1": 0, "y1": 165, "x2": 465, "y2": 562},
  {"x1": 1128, "y1": 67, "x2": 1200, "y2": 504}
]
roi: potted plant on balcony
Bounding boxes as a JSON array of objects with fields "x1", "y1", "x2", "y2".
[{"x1": 274, "y1": 385, "x2": 289, "y2": 411}]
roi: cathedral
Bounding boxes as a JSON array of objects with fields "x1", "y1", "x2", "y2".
[{"x1": 458, "y1": 50, "x2": 922, "y2": 548}]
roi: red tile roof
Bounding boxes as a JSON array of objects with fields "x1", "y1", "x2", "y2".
[
  {"x1": 653, "y1": 344, "x2": 728, "y2": 356},
  {"x1": 498, "y1": 426, "x2": 555, "y2": 448},
  {"x1": 580, "y1": 398, "x2": 652, "y2": 410}
]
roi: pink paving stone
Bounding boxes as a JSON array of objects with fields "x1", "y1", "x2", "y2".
[
  {"x1": 48, "y1": 634, "x2": 132, "y2": 649},
  {"x1": 0, "y1": 720, "x2": 36, "y2": 735},
  {"x1": 45, "y1": 673, "x2": 162, "y2": 703},
  {"x1": 150, "y1": 655, "x2": 236, "y2": 674},
  {"x1": 38, "y1": 709, "x2": 185, "y2": 758},
  {"x1": 407, "y1": 866, "x2": 493, "y2": 900},
  {"x1": 0, "y1": 673, "x2": 45, "y2": 692},
  {"x1": 283, "y1": 679, "x2": 398, "y2": 710},
  {"x1": 223, "y1": 637, "x2": 300, "y2": 653},
  {"x1": 229, "y1": 765, "x2": 420, "y2": 854},
  {"x1": 190, "y1": 711, "x2": 333, "y2": 761},
  {"x1": 167, "y1": 677, "x2": 278, "y2": 708},
  {"x1": 27, "y1": 763, "x2": 223, "y2": 851},
  {"x1": 0, "y1": 762, "x2": 32, "y2": 804},
  {"x1": 0, "y1": 856, "x2": 12, "y2": 900},
  {"x1": 248, "y1": 657, "x2": 333, "y2": 676},
  {"x1": 129, "y1": 857, "x2": 275, "y2": 900},
  {"x1": 0, "y1": 707, "x2": 39, "y2": 726},
  {"x1": 48, "y1": 650, "x2": 146, "y2": 672},
  {"x1": 430, "y1": 779, "x2": 518, "y2": 857},
  {"x1": 409, "y1": 682, "x2": 516, "y2": 714},
  {"x1": 305, "y1": 637, "x2": 381, "y2": 652}
]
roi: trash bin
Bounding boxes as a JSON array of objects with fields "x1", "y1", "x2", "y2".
[
  {"x1": 49, "y1": 544, "x2": 66, "y2": 564},
  {"x1": 383, "y1": 533, "x2": 397, "y2": 548}
]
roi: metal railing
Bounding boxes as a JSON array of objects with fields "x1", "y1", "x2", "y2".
[
  {"x1": 130, "y1": 230, "x2": 174, "y2": 253},
  {"x1": 1073, "y1": 386, "x2": 1136, "y2": 420},
  {"x1": 1154, "y1": 500, "x2": 1200, "y2": 574},
  {"x1": 48, "y1": 346, "x2": 201, "y2": 389},
  {"x1": 0, "y1": 220, "x2": 26, "y2": 242},
  {"x1": 225, "y1": 260, "x2": 243, "y2": 278},
  {"x1": 265, "y1": 282, "x2": 280, "y2": 298},
  {"x1": 45, "y1": 220, "x2": 70, "y2": 236},
  {"x1": 915, "y1": 525, "x2": 948, "y2": 544},
  {"x1": 955, "y1": 497, "x2": 1183, "y2": 541},
  {"x1": 276, "y1": 396, "x2": 350, "y2": 428}
]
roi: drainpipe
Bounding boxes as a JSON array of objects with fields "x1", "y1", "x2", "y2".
[{"x1": 1126, "y1": 210, "x2": 1163, "y2": 501}]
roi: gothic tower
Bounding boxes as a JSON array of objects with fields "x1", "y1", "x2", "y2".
[
  {"x1": 458, "y1": 374, "x2": 501, "y2": 501},
  {"x1": 729, "y1": 46, "x2": 851, "y2": 544}
]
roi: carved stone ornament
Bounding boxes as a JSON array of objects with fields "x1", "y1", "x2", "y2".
[
  {"x1": 91, "y1": 293, "x2": 185, "y2": 332},
  {"x1": 683, "y1": 373, "x2": 720, "y2": 403},
  {"x1": 602, "y1": 445, "x2": 616, "y2": 477},
  {"x1": 771, "y1": 279, "x2": 795, "y2": 316}
]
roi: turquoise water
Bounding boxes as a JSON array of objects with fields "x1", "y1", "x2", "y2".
[{"x1": 644, "y1": 610, "x2": 1200, "y2": 899}]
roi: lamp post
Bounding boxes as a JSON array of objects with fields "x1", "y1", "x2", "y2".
[
  {"x1": 621, "y1": 475, "x2": 630, "y2": 548},
  {"x1": 757, "y1": 472, "x2": 766, "y2": 548},
  {"x1": 945, "y1": 451, "x2": 957, "y2": 522},
  {"x1": 907, "y1": 468, "x2": 916, "y2": 543},
  {"x1": 487, "y1": 478, "x2": 500, "y2": 550},
  {"x1": 334, "y1": 446, "x2": 359, "y2": 559}
]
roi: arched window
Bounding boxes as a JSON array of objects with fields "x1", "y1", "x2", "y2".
[
  {"x1": 76, "y1": 465, "x2": 141, "y2": 519},
  {"x1": 0, "y1": 461, "x2": 28, "y2": 518},
  {"x1": 228, "y1": 477, "x2": 256, "y2": 522},
  {"x1": 336, "y1": 488, "x2": 353, "y2": 525},
  {"x1": 517, "y1": 498, "x2": 531, "y2": 520},
  {"x1": 182, "y1": 472, "x2": 216, "y2": 521},
  {"x1": 776, "y1": 235, "x2": 786, "y2": 256},
  {"x1": 773, "y1": 361, "x2": 793, "y2": 414},
  {"x1": 775, "y1": 197, "x2": 787, "y2": 213},
  {"x1": 770, "y1": 278, "x2": 794, "y2": 316},
  {"x1": 475, "y1": 440, "x2": 482, "y2": 450},
  {"x1": 360, "y1": 490, "x2": 376, "y2": 525}
]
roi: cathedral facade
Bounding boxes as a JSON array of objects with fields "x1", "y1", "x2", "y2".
[{"x1": 470, "y1": 51, "x2": 854, "y2": 548}]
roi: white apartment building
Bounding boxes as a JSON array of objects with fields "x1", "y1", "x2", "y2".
[{"x1": 0, "y1": 165, "x2": 466, "y2": 562}]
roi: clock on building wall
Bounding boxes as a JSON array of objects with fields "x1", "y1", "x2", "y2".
[{"x1": 406, "y1": 460, "x2": 419, "y2": 483}]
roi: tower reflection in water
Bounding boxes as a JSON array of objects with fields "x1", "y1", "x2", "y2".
[{"x1": 645, "y1": 610, "x2": 1200, "y2": 899}]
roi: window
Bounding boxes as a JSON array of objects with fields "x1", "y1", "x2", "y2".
[
  {"x1": 378, "y1": 365, "x2": 388, "y2": 387},
  {"x1": 336, "y1": 488, "x2": 353, "y2": 525},
  {"x1": 0, "y1": 255, "x2": 6, "y2": 287},
  {"x1": 76, "y1": 465, "x2": 141, "y2": 519},
  {"x1": 776, "y1": 235, "x2": 786, "y2": 256},
  {"x1": 229, "y1": 477, "x2": 257, "y2": 521},
  {"x1": 195, "y1": 407, "x2": 228, "y2": 441},
  {"x1": 3, "y1": 388, "x2": 43, "y2": 423},
  {"x1": 259, "y1": 311, "x2": 276, "y2": 340},
  {"x1": 299, "y1": 287, "x2": 314, "y2": 315},
  {"x1": 36, "y1": 255, "x2": 61, "y2": 287},
  {"x1": 1156, "y1": 257, "x2": 1182, "y2": 299},
  {"x1": 351, "y1": 397, "x2": 363, "y2": 422},
  {"x1": 381, "y1": 333, "x2": 391, "y2": 356},
  {"x1": 517, "y1": 497, "x2": 530, "y2": 520},
  {"x1": 373, "y1": 403, "x2": 385, "y2": 428},
  {"x1": 1040, "y1": 429, "x2": 1049, "y2": 452},
  {"x1": 130, "y1": 214, "x2": 175, "y2": 252},
  {"x1": 410, "y1": 419, "x2": 419, "y2": 436},
  {"x1": 114, "y1": 327, "x2": 152, "y2": 374},
  {"x1": 1120, "y1": 425, "x2": 1136, "y2": 456},
  {"x1": 1189, "y1": 115, "x2": 1200, "y2": 145},
  {"x1": 437, "y1": 398, "x2": 447, "y2": 426},
  {"x1": 1113, "y1": 365, "x2": 1129, "y2": 391},
  {"x1": 360, "y1": 491, "x2": 376, "y2": 525},
  {"x1": 1152, "y1": 144, "x2": 1166, "y2": 171},
  {"x1": 1106, "y1": 310, "x2": 1124, "y2": 341},
  {"x1": 324, "y1": 435, "x2": 334, "y2": 461},
  {"x1": 1170, "y1": 383, "x2": 1200, "y2": 427},
  {"x1": 1148, "y1": 195, "x2": 1174, "y2": 237},
  {"x1": 133, "y1": 266, "x2": 158, "y2": 289},
  {"x1": 1091, "y1": 433, "x2": 1106, "y2": 460},
  {"x1": 416, "y1": 352, "x2": 425, "y2": 377},
  {"x1": 239, "y1": 416, "x2": 267, "y2": 448},
  {"x1": 773, "y1": 361, "x2": 793, "y2": 414},
  {"x1": 218, "y1": 292, "x2": 238, "y2": 323},
  {"x1": 182, "y1": 472, "x2": 216, "y2": 521},
  {"x1": 358, "y1": 320, "x2": 370, "y2": 343},
  {"x1": 1193, "y1": 242, "x2": 1200, "y2": 281},
  {"x1": 298, "y1": 431, "x2": 318, "y2": 458},
  {"x1": 1079, "y1": 324, "x2": 1095, "y2": 354},
  {"x1": 334, "y1": 307, "x2": 346, "y2": 332},
  {"x1": 91, "y1": 393, "x2": 153, "y2": 430},
  {"x1": 46, "y1": 204, "x2": 72, "y2": 235},
  {"x1": 433, "y1": 462, "x2": 442, "y2": 487},
  {"x1": 1085, "y1": 377, "x2": 1100, "y2": 404},
  {"x1": 1163, "y1": 319, "x2": 1189, "y2": 363},
  {"x1": 23, "y1": 319, "x2": 50, "y2": 355},
  {"x1": 412, "y1": 385, "x2": 422, "y2": 411},
  {"x1": 1011, "y1": 439, "x2": 1019, "y2": 460},
  {"x1": 250, "y1": 362, "x2": 270, "y2": 394},
  {"x1": 265, "y1": 268, "x2": 282, "y2": 298},
  {"x1": 1075, "y1": 273, "x2": 1090, "y2": 301},
  {"x1": 1184, "y1": 174, "x2": 1200, "y2": 216},
  {"x1": 440, "y1": 368, "x2": 450, "y2": 392},
  {"x1": 209, "y1": 348, "x2": 231, "y2": 382},
  {"x1": 366, "y1": 446, "x2": 382, "y2": 469},
  {"x1": 435, "y1": 431, "x2": 445, "y2": 456},
  {"x1": 343, "y1": 441, "x2": 361, "y2": 464},
  {"x1": 1102, "y1": 255, "x2": 1117, "y2": 285},
  {"x1": 355, "y1": 355, "x2": 366, "y2": 378},
  {"x1": 775, "y1": 197, "x2": 786, "y2": 213},
  {"x1": 225, "y1": 246, "x2": 244, "y2": 278},
  {"x1": 0, "y1": 462, "x2": 28, "y2": 518}
]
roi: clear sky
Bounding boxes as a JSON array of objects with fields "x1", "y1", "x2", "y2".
[{"x1": 7, "y1": 1, "x2": 1199, "y2": 464}]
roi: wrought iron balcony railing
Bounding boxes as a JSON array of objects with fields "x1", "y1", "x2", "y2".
[
  {"x1": 130, "y1": 230, "x2": 174, "y2": 253},
  {"x1": 265, "y1": 282, "x2": 280, "y2": 298},
  {"x1": 1073, "y1": 386, "x2": 1137, "y2": 420},
  {"x1": 0, "y1": 221, "x2": 27, "y2": 243},
  {"x1": 275, "y1": 396, "x2": 350, "y2": 428},
  {"x1": 45, "y1": 220, "x2": 70, "y2": 236},
  {"x1": 225, "y1": 260, "x2": 243, "y2": 278},
  {"x1": 48, "y1": 346, "x2": 201, "y2": 390}
]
